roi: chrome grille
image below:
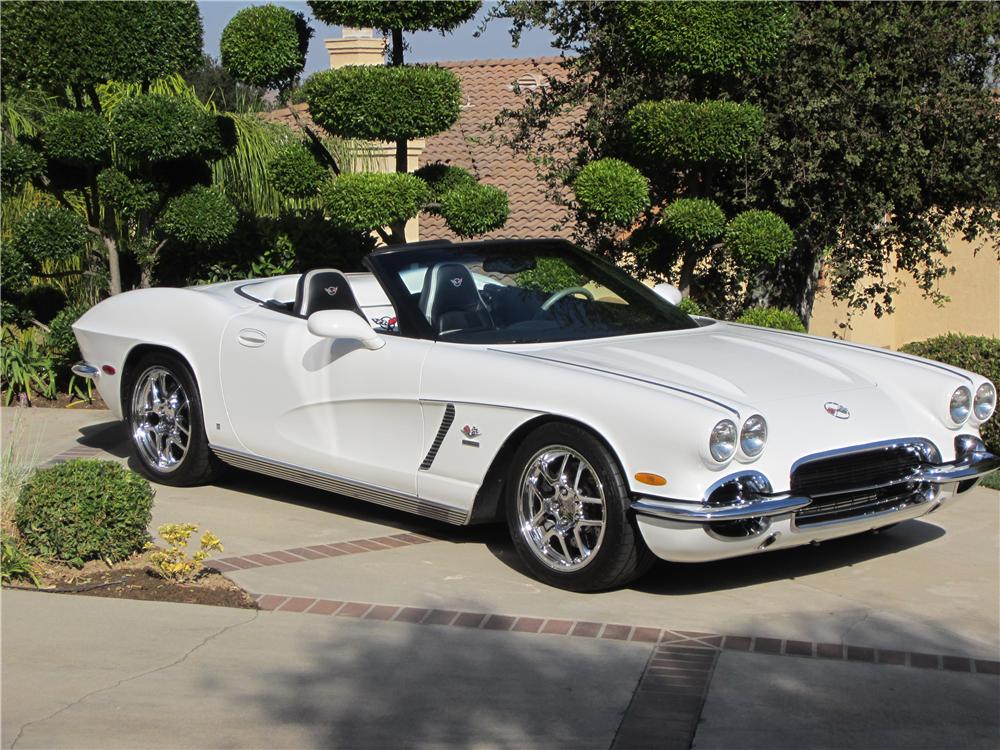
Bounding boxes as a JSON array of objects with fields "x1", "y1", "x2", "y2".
[{"x1": 791, "y1": 442, "x2": 934, "y2": 526}]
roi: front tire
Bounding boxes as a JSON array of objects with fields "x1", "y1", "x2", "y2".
[
  {"x1": 505, "y1": 423, "x2": 655, "y2": 592},
  {"x1": 124, "y1": 351, "x2": 223, "y2": 486}
]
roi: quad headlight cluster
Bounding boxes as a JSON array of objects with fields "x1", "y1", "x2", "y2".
[
  {"x1": 949, "y1": 383, "x2": 996, "y2": 426},
  {"x1": 709, "y1": 415, "x2": 767, "y2": 464}
]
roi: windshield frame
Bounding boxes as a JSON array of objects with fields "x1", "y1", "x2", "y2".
[{"x1": 362, "y1": 238, "x2": 698, "y2": 343}]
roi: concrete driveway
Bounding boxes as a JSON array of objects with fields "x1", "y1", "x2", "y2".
[{"x1": 2, "y1": 407, "x2": 998, "y2": 749}]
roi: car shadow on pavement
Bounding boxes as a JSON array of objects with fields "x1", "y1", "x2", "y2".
[{"x1": 76, "y1": 419, "x2": 130, "y2": 458}]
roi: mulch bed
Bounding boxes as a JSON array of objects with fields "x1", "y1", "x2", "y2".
[
  {"x1": 9, "y1": 392, "x2": 108, "y2": 409},
  {"x1": 8, "y1": 550, "x2": 257, "y2": 610}
]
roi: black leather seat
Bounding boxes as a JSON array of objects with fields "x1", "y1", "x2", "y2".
[
  {"x1": 419, "y1": 263, "x2": 494, "y2": 334},
  {"x1": 292, "y1": 269, "x2": 364, "y2": 319}
]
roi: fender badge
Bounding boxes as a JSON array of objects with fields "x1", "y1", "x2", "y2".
[
  {"x1": 824, "y1": 402, "x2": 850, "y2": 419},
  {"x1": 461, "y1": 425, "x2": 481, "y2": 439}
]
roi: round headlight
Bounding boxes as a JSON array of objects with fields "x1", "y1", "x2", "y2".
[
  {"x1": 709, "y1": 419, "x2": 738, "y2": 463},
  {"x1": 740, "y1": 415, "x2": 767, "y2": 458},
  {"x1": 974, "y1": 382, "x2": 996, "y2": 421},
  {"x1": 949, "y1": 386, "x2": 972, "y2": 425}
]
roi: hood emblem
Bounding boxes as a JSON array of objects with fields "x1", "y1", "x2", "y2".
[
  {"x1": 451, "y1": 277, "x2": 463, "y2": 287},
  {"x1": 324, "y1": 286, "x2": 338, "y2": 296},
  {"x1": 824, "y1": 402, "x2": 850, "y2": 419}
]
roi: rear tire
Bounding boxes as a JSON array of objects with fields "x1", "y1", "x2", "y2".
[
  {"x1": 123, "y1": 351, "x2": 223, "y2": 486},
  {"x1": 505, "y1": 423, "x2": 655, "y2": 592}
]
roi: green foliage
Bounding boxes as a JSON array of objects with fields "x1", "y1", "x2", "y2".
[
  {"x1": 660, "y1": 199, "x2": 726, "y2": 243},
  {"x1": 41, "y1": 110, "x2": 110, "y2": 167},
  {"x1": 15, "y1": 459, "x2": 154, "y2": 567},
  {"x1": 1, "y1": 141, "x2": 44, "y2": 192},
  {"x1": 900, "y1": 334, "x2": 999, "y2": 454},
  {"x1": 159, "y1": 187, "x2": 238, "y2": 248},
  {"x1": 305, "y1": 66, "x2": 461, "y2": 141},
  {"x1": 415, "y1": 163, "x2": 477, "y2": 198},
  {"x1": 517, "y1": 257, "x2": 585, "y2": 294},
  {"x1": 109, "y1": 94, "x2": 229, "y2": 164},
  {"x1": 308, "y1": 1, "x2": 480, "y2": 33},
  {"x1": 45, "y1": 303, "x2": 86, "y2": 375},
  {"x1": 149, "y1": 523, "x2": 224, "y2": 582},
  {"x1": 438, "y1": 184, "x2": 510, "y2": 238},
  {"x1": 982, "y1": 471, "x2": 1000, "y2": 491},
  {"x1": 96, "y1": 169, "x2": 157, "y2": 216},
  {"x1": 221, "y1": 5, "x2": 312, "y2": 91},
  {"x1": 0, "y1": 1, "x2": 202, "y2": 91},
  {"x1": 11, "y1": 204, "x2": 89, "y2": 264},
  {"x1": 267, "y1": 143, "x2": 327, "y2": 199},
  {"x1": 724, "y1": 210, "x2": 794, "y2": 267},
  {"x1": 1, "y1": 327, "x2": 56, "y2": 405},
  {"x1": 573, "y1": 158, "x2": 649, "y2": 227},
  {"x1": 676, "y1": 297, "x2": 704, "y2": 316},
  {"x1": 620, "y1": 1, "x2": 792, "y2": 76},
  {"x1": 627, "y1": 100, "x2": 765, "y2": 164},
  {"x1": 0, "y1": 243, "x2": 33, "y2": 294},
  {"x1": 736, "y1": 306, "x2": 806, "y2": 333},
  {"x1": 1, "y1": 534, "x2": 40, "y2": 587},
  {"x1": 320, "y1": 172, "x2": 431, "y2": 232}
]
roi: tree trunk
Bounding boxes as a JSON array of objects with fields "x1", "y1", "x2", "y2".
[
  {"x1": 387, "y1": 219, "x2": 408, "y2": 244},
  {"x1": 104, "y1": 235, "x2": 122, "y2": 295},
  {"x1": 391, "y1": 29, "x2": 408, "y2": 175},
  {"x1": 678, "y1": 248, "x2": 698, "y2": 298}
]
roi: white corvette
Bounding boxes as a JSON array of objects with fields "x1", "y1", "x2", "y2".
[{"x1": 73, "y1": 239, "x2": 998, "y2": 591}]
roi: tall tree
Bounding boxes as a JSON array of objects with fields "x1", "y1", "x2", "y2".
[
  {"x1": 1, "y1": 1, "x2": 239, "y2": 294},
  {"x1": 222, "y1": 1, "x2": 509, "y2": 245},
  {"x1": 489, "y1": 1, "x2": 1000, "y2": 323}
]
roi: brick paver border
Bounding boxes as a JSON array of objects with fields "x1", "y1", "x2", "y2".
[
  {"x1": 207, "y1": 532, "x2": 437, "y2": 572},
  {"x1": 38, "y1": 445, "x2": 104, "y2": 469}
]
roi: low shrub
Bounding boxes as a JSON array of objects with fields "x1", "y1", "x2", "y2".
[
  {"x1": 15, "y1": 460, "x2": 154, "y2": 567},
  {"x1": 1, "y1": 533, "x2": 40, "y2": 586},
  {"x1": 1, "y1": 327, "x2": 56, "y2": 405},
  {"x1": 735, "y1": 306, "x2": 806, "y2": 332},
  {"x1": 900, "y1": 334, "x2": 999, "y2": 454},
  {"x1": 149, "y1": 523, "x2": 224, "y2": 582}
]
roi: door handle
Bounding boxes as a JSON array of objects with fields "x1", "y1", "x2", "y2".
[{"x1": 237, "y1": 328, "x2": 267, "y2": 348}]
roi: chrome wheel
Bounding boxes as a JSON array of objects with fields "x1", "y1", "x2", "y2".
[
  {"x1": 130, "y1": 366, "x2": 191, "y2": 473},
  {"x1": 516, "y1": 446, "x2": 607, "y2": 571}
]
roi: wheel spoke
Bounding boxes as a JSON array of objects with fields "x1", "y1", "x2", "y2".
[
  {"x1": 556, "y1": 531, "x2": 572, "y2": 561},
  {"x1": 573, "y1": 461, "x2": 585, "y2": 491},
  {"x1": 573, "y1": 527, "x2": 589, "y2": 557},
  {"x1": 578, "y1": 495, "x2": 603, "y2": 505},
  {"x1": 578, "y1": 519, "x2": 603, "y2": 528}
]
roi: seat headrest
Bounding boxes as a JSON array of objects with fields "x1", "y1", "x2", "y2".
[
  {"x1": 293, "y1": 269, "x2": 363, "y2": 318},
  {"x1": 419, "y1": 263, "x2": 480, "y2": 319}
]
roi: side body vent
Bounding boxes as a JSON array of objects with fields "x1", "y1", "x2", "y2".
[{"x1": 419, "y1": 403, "x2": 456, "y2": 471}]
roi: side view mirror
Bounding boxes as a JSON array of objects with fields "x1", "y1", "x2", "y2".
[
  {"x1": 653, "y1": 282, "x2": 683, "y2": 306},
  {"x1": 307, "y1": 310, "x2": 385, "y2": 350}
]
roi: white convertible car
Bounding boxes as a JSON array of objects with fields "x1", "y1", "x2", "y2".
[{"x1": 73, "y1": 239, "x2": 998, "y2": 591}]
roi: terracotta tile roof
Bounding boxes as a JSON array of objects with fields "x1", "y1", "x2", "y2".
[{"x1": 263, "y1": 56, "x2": 574, "y2": 241}]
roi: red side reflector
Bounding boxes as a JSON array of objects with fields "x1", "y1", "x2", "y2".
[{"x1": 101, "y1": 365, "x2": 116, "y2": 375}]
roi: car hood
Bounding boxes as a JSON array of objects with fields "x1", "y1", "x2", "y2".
[{"x1": 517, "y1": 323, "x2": 880, "y2": 407}]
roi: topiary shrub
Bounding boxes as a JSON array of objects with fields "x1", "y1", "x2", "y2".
[
  {"x1": 724, "y1": 209, "x2": 794, "y2": 267},
  {"x1": 96, "y1": 168, "x2": 157, "y2": 216},
  {"x1": 159, "y1": 186, "x2": 238, "y2": 248},
  {"x1": 109, "y1": 94, "x2": 226, "y2": 163},
  {"x1": 620, "y1": 1, "x2": 792, "y2": 76},
  {"x1": 573, "y1": 158, "x2": 650, "y2": 227},
  {"x1": 15, "y1": 459, "x2": 154, "y2": 567},
  {"x1": 676, "y1": 297, "x2": 704, "y2": 316},
  {"x1": 220, "y1": 5, "x2": 312, "y2": 91},
  {"x1": 11, "y1": 204, "x2": 89, "y2": 264},
  {"x1": 268, "y1": 142, "x2": 327, "y2": 199},
  {"x1": 41, "y1": 110, "x2": 110, "y2": 167},
  {"x1": 305, "y1": 65, "x2": 462, "y2": 141},
  {"x1": 736, "y1": 306, "x2": 805, "y2": 332},
  {"x1": 308, "y1": 1, "x2": 480, "y2": 33},
  {"x1": 900, "y1": 334, "x2": 999, "y2": 454},
  {"x1": 320, "y1": 172, "x2": 431, "y2": 232},
  {"x1": 44, "y1": 303, "x2": 87, "y2": 375},
  {"x1": 438, "y1": 183, "x2": 509, "y2": 238},
  {"x1": 627, "y1": 100, "x2": 765, "y2": 164},
  {"x1": 660, "y1": 198, "x2": 726, "y2": 242},
  {"x1": 415, "y1": 162, "x2": 477, "y2": 198},
  {"x1": 1, "y1": 141, "x2": 44, "y2": 192},
  {"x1": 518, "y1": 257, "x2": 586, "y2": 294}
]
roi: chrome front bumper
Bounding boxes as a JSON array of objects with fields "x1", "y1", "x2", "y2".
[{"x1": 632, "y1": 437, "x2": 999, "y2": 524}]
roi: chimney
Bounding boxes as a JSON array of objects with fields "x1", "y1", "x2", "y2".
[{"x1": 324, "y1": 27, "x2": 386, "y2": 69}]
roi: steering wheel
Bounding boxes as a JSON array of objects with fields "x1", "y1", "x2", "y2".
[{"x1": 540, "y1": 286, "x2": 595, "y2": 311}]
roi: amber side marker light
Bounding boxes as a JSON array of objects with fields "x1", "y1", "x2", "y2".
[{"x1": 635, "y1": 472, "x2": 667, "y2": 486}]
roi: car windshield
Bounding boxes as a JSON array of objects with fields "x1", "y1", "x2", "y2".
[{"x1": 367, "y1": 241, "x2": 699, "y2": 344}]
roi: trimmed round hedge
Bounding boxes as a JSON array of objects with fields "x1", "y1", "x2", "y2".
[
  {"x1": 620, "y1": 1, "x2": 792, "y2": 76},
  {"x1": 676, "y1": 297, "x2": 704, "y2": 316},
  {"x1": 109, "y1": 94, "x2": 227, "y2": 164},
  {"x1": 42, "y1": 110, "x2": 110, "y2": 168},
  {"x1": 159, "y1": 186, "x2": 238, "y2": 248},
  {"x1": 660, "y1": 198, "x2": 726, "y2": 243},
  {"x1": 415, "y1": 162, "x2": 477, "y2": 198},
  {"x1": 12, "y1": 204, "x2": 89, "y2": 264},
  {"x1": 735, "y1": 306, "x2": 805, "y2": 332},
  {"x1": 15, "y1": 459, "x2": 154, "y2": 567},
  {"x1": 221, "y1": 5, "x2": 311, "y2": 91},
  {"x1": 724, "y1": 209, "x2": 794, "y2": 267},
  {"x1": 320, "y1": 172, "x2": 431, "y2": 232},
  {"x1": 308, "y1": 1, "x2": 480, "y2": 33},
  {"x1": 305, "y1": 65, "x2": 461, "y2": 141},
  {"x1": 96, "y1": 169, "x2": 158, "y2": 216},
  {"x1": 900, "y1": 334, "x2": 999, "y2": 454},
  {"x1": 438, "y1": 183, "x2": 509, "y2": 238},
  {"x1": 1, "y1": 141, "x2": 44, "y2": 192},
  {"x1": 573, "y1": 158, "x2": 650, "y2": 227},
  {"x1": 627, "y1": 100, "x2": 765, "y2": 164},
  {"x1": 268, "y1": 143, "x2": 328, "y2": 198}
]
